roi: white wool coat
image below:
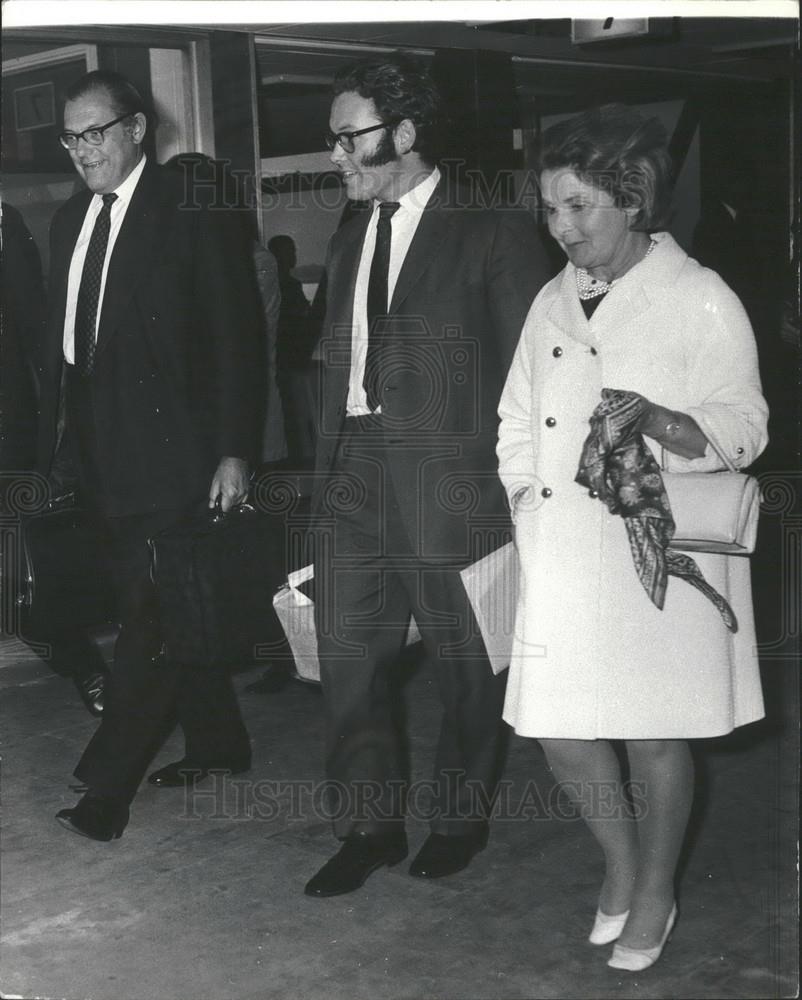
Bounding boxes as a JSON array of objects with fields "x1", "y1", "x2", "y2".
[{"x1": 497, "y1": 232, "x2": 769, "y2": 739}]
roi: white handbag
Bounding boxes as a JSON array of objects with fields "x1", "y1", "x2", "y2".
[{"x1": 663, "y1": 435, "x2": 760, "y2": 555}]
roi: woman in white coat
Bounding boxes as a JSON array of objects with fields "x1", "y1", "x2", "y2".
[{"x1": 497, "y1": 105, "x2": 768, "y2": 972}]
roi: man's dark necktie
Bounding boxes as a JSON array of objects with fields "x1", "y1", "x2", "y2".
[
  {"x1": 75, "y1": 192, "x2": 117, "y2": 376},
  {"x1": 363, "y1": 200, "x2": 400, "y2": 411}
]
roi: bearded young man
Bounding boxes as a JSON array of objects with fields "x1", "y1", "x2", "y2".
[{"x1": 304, "y1": 54, "x2": 550, "y2": 897}]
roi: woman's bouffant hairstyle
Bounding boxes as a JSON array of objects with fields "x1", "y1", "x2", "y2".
[
  {"x1": 537, "y1": 104, "x2": 674, "y2": 230},
  {"x1": 332, "y1": 54, "x2": 441, "y2": 166},
  {"x1": 65, "y1": 70, "x2": 149, "y2": 124}
]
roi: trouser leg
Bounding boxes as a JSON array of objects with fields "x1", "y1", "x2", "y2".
[
  {"x1": 74, "y1": 509, "x2": 189, "y2": 803},
  {"x1": 314, "y1": 421, "x2": 412, "y2": 837},
  {"x1": 316, "y1": 554, "x2": 410, "y2": 838},
  {"x1": 176, "y1": 666, "x2": 251, "y2": 765},
  {"x1": 405, "y1": 563, "x2": 508, "y2": 836}
]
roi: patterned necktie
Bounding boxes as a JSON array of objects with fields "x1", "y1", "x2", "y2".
[
  {"x1": 75, "y1": 192, "x2": 117, "y2": 376},
  {"x1": 364, "y1": 200, "x2": 400, "y2": 411}
]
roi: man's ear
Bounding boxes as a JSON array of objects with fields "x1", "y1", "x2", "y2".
[
  {"x1": 394, "y1": 118, "x2": 417, "y2": 155},
  {"x1": 129, "y1": 112, "x2": 147, "y2": 145}
]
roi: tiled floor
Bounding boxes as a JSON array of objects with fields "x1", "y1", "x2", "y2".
[{"x1": 0, "y1": 626, "x2": 797, "y2": 1000}]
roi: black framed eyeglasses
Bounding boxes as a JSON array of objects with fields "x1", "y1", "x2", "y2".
[
  {"x1": 325, "y1": 120, "x2": 399, "y2": 154},
  {"x1": 58, "y1": 112, "x2": 134, "y2": 150}
]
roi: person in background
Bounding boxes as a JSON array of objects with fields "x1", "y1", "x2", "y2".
[
  {"x1": 41, "y1": 71, "x2": 263, "y2": 841},
  {"x1": 253, "y1": 241, "x2": 287, "y2": 465},
  {"x1": 1, "y1": 200, "x2": 43, "y2": 471},
  {"x1": 1, "y1": 199, "x2": 111, "y2": 717},
  {"x1": 691, "y1": 161, "x2": 762, "y2": 329},
  {"x1": 267, "y1": 234, "x2": 317, "y2": 464},
  {"x1": 304, "y1": 53, "x2": 550, "y2": 898},
  {"x1": 497, "y1": 104, "x2": 768, "y2": 971}
]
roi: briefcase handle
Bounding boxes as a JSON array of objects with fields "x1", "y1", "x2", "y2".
[
  {"x1": 209, "y1": 494, "x2": 256, "y2": 525},
  {"x1": 45, "y1": 490, "x2": 79, "y2": 513}
]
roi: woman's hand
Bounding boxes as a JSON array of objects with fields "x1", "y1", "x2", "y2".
[{"x1": 635, "y1": 396, "x2": 708, "y2": 459}]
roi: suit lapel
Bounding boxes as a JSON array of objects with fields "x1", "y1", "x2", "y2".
[
  {"x1": 330, "y1": 211, "x2": 370, "y2": 335},
  {"x1": 389, "y1": 180, "x2": 451, "y2": 313},
  {"x1": 94, "y1": 162, "x2": 165, "y2": 362},
  {"x1": 48, "y1": 191, "x2": 92, "y2": 344},
  {"x1": 323, "y1": 212, "x2": 371, "y2": 414}
]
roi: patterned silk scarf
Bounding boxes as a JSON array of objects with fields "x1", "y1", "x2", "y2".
[{"x1": 575, "y1": 389, "x2": 738, "y2": 632}]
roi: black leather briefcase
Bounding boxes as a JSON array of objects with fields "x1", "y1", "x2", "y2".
[
  {"x1": 148, "y1": 500, "x2": 293, "y2": 669},
  {"x1": 16, "y1": 496, "x2": 117, "y2": 638}
]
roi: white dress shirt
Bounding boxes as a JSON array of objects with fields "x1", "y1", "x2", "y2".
[
  {"x1": 346, "y1": 165, "x2": 440, "y2": 415},
  {"x1": 62, "y1": 153, "x2": 148, "y2": 364}
]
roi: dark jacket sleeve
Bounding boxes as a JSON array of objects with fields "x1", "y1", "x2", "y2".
[{"x1": 486, "y1": 209, "x2": 554, "y2": 375}]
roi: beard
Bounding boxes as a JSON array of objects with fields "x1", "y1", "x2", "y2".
[{"x1": 360, "y1": 128, "x2": 399, "y2": 168}]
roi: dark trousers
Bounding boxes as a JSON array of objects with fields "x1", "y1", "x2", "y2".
[
  {"x1": 63, "y1": 367, "x2": 250, "y2": 804},
  {"x1": 314, "y1": 417, "x2": 507, "y2": 839},
  {"x1": 73, "y1": 506, "x2": 251, "y2": 804}
]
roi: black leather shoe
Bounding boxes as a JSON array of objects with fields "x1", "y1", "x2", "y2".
[
  {"x1": 56, "y1": 793, "x2": 129, "y2": 842},
  {"x1": 147, "y1": 757, "x2": 251, "y2": 788},
  {"x1": 73, "y1": 670, "x2": 109, "y2": 717},
  {"x1": 304, "y1": 831, "x2": 408, "y2": 897},
  {"x1": 409, "y1": 827, "x2": 489, "y2": 879}
]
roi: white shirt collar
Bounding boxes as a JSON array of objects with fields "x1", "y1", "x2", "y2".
[{"x1": 373, "y1": 164, "x2": 440, "y2": 218}]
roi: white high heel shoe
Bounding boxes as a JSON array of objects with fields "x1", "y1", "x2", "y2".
[
  {"x1": 588, "y1": 907, "x2": 630, "y2": 945},
  {"x1": 607, "y1": 903, "x2": 677, "y2": 971}
]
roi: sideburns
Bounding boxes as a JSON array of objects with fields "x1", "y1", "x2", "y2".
[{"x1": 360, "y1": 128, "x2": 399, "y2": 168}]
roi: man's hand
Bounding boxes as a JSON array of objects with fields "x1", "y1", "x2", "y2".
[{"x1": 209, "y1": 457, "x2": 250, "y2": 512}]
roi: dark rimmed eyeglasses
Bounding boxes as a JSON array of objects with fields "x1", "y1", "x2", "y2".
[
  {"x1": 58, "y1": 112, "x2": 134, "y2": 150},
  {"x1": 325, "y1": 120, "x2": 400, "y2": 154}
]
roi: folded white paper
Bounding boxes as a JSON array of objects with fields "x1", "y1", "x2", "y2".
[{"x1": 460, "y1": 541, "x2": 520, "y2": 674}]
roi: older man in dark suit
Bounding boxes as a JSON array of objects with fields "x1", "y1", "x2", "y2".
[
  {"x1": 39, "y1": 71, "x2": 263, "y2": 841},
  {"x1": 304, "y1": 54, "x2": 551, "y2": 896}
]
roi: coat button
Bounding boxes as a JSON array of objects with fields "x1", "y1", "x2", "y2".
[
  {"x1": 541, "y1": 487, "x2": 552, "y2": 498},
  {"x1": 590, "y1": 347, "x2": 598, "y2": 356},
  {"x1": 545, "y1": 417, "x2": 556, "y2": 427},
  {"x1": 736, "y1": 446, "x2": 744, "y2": 455},
  {"x1": 588, "y1": 489, "x2": 599, "y2": 498},
  {"x1": 552, "y1": 346, "x2": 563, "y2": 357}
]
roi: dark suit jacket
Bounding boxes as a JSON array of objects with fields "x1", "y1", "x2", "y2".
[
  {"x1": 37, "y1": 161, "x2": 263, "y2": 516},
  {"x1": 312, "y1": 180, "x2": 551, "y2": 565}
]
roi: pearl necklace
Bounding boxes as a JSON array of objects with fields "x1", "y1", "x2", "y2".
[{"x1": 576, "y1": 238, "x2": 657, "y2": 300}]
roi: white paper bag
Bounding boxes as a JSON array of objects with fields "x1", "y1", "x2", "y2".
[
  {"x1": 272, "y1": 568, "x2": 320, "y2": 682},
  {"x1": 272, "y1": 565, "x2": 421, "y2": 684}
]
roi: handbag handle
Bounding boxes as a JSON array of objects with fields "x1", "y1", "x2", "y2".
[{"x1": 702, "y1": 429, "x2": 737, "y2": 472}]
